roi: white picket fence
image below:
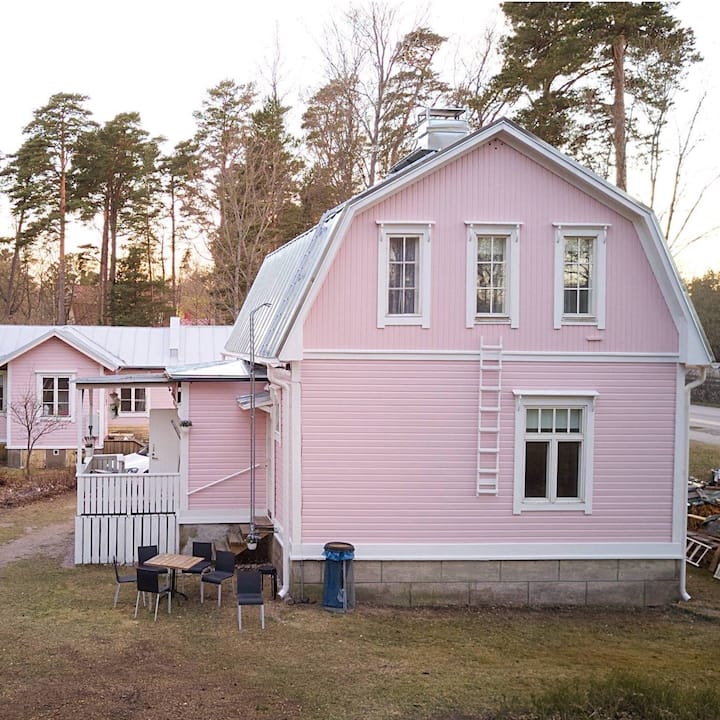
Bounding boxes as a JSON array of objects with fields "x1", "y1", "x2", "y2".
[{"x1": 74, "y1": 472, "x2": 181, "y2": 565}]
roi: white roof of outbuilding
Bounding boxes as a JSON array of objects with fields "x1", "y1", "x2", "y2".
[{"x1": 0, "y1": 323, "x2": 233, "y2": 369}]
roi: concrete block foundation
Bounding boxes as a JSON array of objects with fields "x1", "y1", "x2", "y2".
[{"x1": 288, "y1": 558, "x2": 682, "y2": 608}]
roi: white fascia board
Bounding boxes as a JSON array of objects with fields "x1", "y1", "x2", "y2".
[{"x1": 291, "y1": 541, "x2": 682, "y2": 562}]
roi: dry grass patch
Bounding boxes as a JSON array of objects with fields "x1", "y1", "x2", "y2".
[{"x1": 1, "y1": 555, "x2": 720, "y2": 719}]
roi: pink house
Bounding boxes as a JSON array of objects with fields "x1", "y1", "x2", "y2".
[
  {"x1": 0, "y1": 320, "x2": 231, "y2": 468},
  {"x1": 176, "y1": 112, "x2": 711, "y2": 607}
]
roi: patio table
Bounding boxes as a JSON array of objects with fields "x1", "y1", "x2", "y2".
[{"x1": 145, "y1": 553, "x2": 203, "y2": 601}]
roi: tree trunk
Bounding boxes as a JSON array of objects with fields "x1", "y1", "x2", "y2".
[
  {"x1": 99, "y1": 201, "x2": 110, "y2": 324},
  {"x1": 612, "y1": 34, "x2": 627, "y2": 191},
  {"x1": 58, "y1": 167, "x2": 67, "y2": 323}
]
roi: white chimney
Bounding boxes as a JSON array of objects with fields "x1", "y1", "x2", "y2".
[
  {"x1": 415, "y1": 107, "x2": 470, "y2": 151},
  {"x1": 169, "y1": 316, "x2": 180, "y2": 362}
]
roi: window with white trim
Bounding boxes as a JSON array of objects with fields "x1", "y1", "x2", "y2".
[
  {"x1": 466, "y1": 223, "x2": 520, "y2": 327},
  {"x1": 39, "y1": 375, "x2": 72, "y2": 418},
  {"x1": 377, "y1": 222, "x2": 431, "y2": 328},
  {"x1": 553, "y1": 225, "x2": 607, "y2": 329},
  {"x1": 513, "y1": 392, "x2": 596, "y2": 514},
  {"x1": 120, "y1": 387, "x2": 147, "y2": 414},
  {"x1": 0, "y1": 371, "x2": 5, "y2": 412}
]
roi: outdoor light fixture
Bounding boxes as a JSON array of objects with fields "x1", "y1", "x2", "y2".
[{"x1": 248, "y1": 302, "x2": 271, "y2": 550}]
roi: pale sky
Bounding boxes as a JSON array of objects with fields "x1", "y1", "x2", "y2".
[{"x1": 1, "y1": 0, "x2": 718, "y2": 280}]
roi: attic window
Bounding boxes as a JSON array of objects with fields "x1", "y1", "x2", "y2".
[{"x1": 377, "y1": 222, "x2": 433, "y2": 328}]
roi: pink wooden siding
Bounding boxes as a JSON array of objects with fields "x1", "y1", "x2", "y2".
[
  {"x1": 107, "y1": 384, "x2": 174, "y2": 433},
  {"x1": 304, "y1": 140, "x2": 677, "y2": 354},
  {"x1": 8, "y1": 337, "x2": 104, "y2": 448},
  {"x1": 186, "y1": 382, "x2": 266, "y2": 511},
  {"x1": 300, "y1": 359, "x2": 676, "y2": 544}
]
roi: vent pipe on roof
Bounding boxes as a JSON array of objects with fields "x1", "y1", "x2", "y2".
[
  {"x1": 415, "y1": 107, "x2": 470, "y2": 151},
  {"x1": 169, "y1": 316, "x2": 180, "y2": 361}
]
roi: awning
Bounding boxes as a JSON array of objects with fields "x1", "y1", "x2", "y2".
[{"x1": 73, "y1": 373, "x2": 172, "y2": 389}]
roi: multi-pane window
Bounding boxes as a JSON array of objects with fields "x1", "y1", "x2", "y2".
[
  {"x1": 554, "y1": 225, "x2": 607, "y2": 329},
  {"x1": 524, "y1": 407, "x2": 583, "y2": 501},
  {"x1": 120, "y1": 387, "x2": 146, "y2": 413},
  {"x1": 513, "y1": 392, "x2": 596, "y2": 514},
  {"x1": 387, "y1": 234, "x2": 419, "y2": 315},
  {"x1": 476, "y1": 234, "x2": 507, "y2": 315},
  {"x1": 377, "y1": 223, "x2": 431, "y2": 328},
  {"x1": 465, "y1": 223, "x2": 519, "y2": 328},
  {"x1": 563, "y1": 235, "x2": 593, "y2": 315},
  {"x1": 41, "y1": 376, "x2": 70, "y2": 417}
]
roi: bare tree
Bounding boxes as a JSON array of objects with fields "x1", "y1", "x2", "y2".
[{"x1": 9, "y1": 387, "x2": 70, "y2": 480}]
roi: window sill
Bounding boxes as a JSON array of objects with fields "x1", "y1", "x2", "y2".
[
  {"x1": 518, "y1": 501, "x2": 588, "y2": 513},
  {"x1": 474, "y1": 316, "x2": 511, "y2": 325},
  {"x1": 380, "y1": 315, "x2": 428, "y2": 327}
]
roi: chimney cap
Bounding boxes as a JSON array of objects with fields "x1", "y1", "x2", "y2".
[
  {"x1": 415, "y1": 106, "x2": 470, "y2": 151},
  {"x1": 416, "y1": 106, "x2": 467, "y2": 126}
]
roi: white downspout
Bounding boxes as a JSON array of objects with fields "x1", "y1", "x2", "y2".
[
  {"x1": 268, "y1": 367, "x2": 293, "y2": 599},
  {"x1": 681, "y1": 366, "x2": 708, "y2": 601}
]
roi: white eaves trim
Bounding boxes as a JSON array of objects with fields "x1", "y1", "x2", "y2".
[{"x1": 0, "y1": 327, "x2": 123, "y2": 371}]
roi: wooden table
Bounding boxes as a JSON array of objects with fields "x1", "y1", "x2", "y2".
[{"x1": 145, "y1": 553, "x2": 204, "y2": 600}]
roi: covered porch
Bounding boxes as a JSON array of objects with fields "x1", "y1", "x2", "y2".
[{"x1": 72, "y1": 364, "x2": 273, "y2": 565}]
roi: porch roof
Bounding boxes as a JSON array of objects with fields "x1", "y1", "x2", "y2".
[
  {"x1": 165, "y1": 358, "x2": 257, "y2": 381},
  {"x1": 73, "y1": 373, "x2": 173, "y2": 389}
]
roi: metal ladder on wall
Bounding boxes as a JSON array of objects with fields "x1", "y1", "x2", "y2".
[{"x1": 476, "y1": 338, "x2": 503, "y2": 495}]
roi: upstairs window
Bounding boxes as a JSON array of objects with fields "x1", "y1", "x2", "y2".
[
  {"x1": 377, "y1": 222, "x2": 432, "y2": 328},
  {"x1": 465, "y1": 223, "x2": 520, "y2": 328},
  {"x1": 120, "y1": 387, "x2": 147, "y2": 414},
  {"x1": 554, "y1": 225, "x2": 608, "y2": 329},
  {"x1": 40, "y1": 375, "x2": 71, "y2": 417}
]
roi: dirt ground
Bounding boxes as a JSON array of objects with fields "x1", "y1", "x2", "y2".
[
  {"x1": 0, "y1": 467, "x2": 76, "y2": 567},
  {"x1": 0, "y1": 514, "x2": 75, "y2": 568}
]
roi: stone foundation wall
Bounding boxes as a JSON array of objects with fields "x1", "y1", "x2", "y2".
[{"x1": 290, "y1": 558, "x2": 681, "y2": 607}]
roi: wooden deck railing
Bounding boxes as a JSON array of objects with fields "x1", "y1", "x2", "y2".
[{"x1": 75, "y1": 470, "x2": 180, "y2": 565}]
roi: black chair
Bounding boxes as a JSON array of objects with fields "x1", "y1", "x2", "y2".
[
  {"x1": 236, "y1": 570, "x2": 265, "y2": 630},
  {"x1": 200, "y1": 550, "x2": 236, "y2": 607},
  {"x1": 137, "y1": 545, "x2": 168, "y2": 577},
  {"x1": 258, "y1": 563, "x2": 278, "y2": 600},
  {"x1": 112, "y1": 556, "x2": 136, "y2": 608},
  {"x1": 184, "y1": 542, "x2": 213, "y2": 578},
  {"x1": 134, "y1": 568, "x2": 171, "y2": 621}
]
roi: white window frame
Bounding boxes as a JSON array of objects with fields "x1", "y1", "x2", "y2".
[
  {"x1": 119, "y1": 386, "x2": 148, "y2": 415},
  {"x1": 377, "y1": 221, "x2": 432, "y2": 328},
  {"x1": 553, "y1": 224, "x2": 608, "y2": 329},
  {"x1": 512, "y1": 391, "x2": 597, "y2": 515},
  {"x1": 465, "y1": 222, "x2": 520, "y2": 328},
  {"x1": 37, "y1": 373, "x2": 75, "y2": 420},
  {"x1": 0, "y1": 371, "x2": 5, "y2": 413}
]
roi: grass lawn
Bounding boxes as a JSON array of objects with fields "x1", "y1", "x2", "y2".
[{"x1": 1, "y1": 443, "x2": 720, "y2": 719}]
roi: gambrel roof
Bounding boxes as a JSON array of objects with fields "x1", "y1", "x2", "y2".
[{"x1": 224, "y1": 117, "x2": 712, "y2": 366}]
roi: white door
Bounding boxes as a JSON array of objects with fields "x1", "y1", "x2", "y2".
[{"x1": 149, "y1": 408, "x2": 180, "y2": 473}]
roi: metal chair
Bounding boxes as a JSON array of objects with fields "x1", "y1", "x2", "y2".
[
  {"x1": 200, "y1": 550, "x2": 236, "y2": 607},
  {"x1": 236, "y1": 570, "x2": 265, "y2": 630},
  {"x1": 134, "y1": 568, "x2": 171, "y2": 621},
  {"x1": 112, "y1": 556, "x2": 136, "y2": 608},
  {"x1": 182, "y1": 541, "x2": 213, "y2": 588},
  {"x1": 137, "y1": 544, "x2": 168, "y2": 577}
]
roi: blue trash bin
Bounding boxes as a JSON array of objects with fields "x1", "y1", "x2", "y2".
[{"x1": 322, "y1": 541, "x2": 355, "y2": 612}]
